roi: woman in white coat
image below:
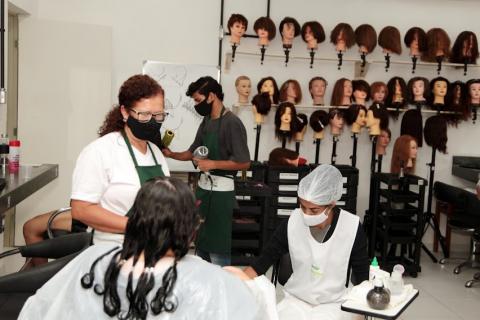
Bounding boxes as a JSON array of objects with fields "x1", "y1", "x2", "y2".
[{"x1": 245, "y1": 164, "x2": 369, "y2": 320}]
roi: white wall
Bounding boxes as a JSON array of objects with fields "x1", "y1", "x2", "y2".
[{"x1": 7, "y1": 0, "x2": 480, "y2": 250}]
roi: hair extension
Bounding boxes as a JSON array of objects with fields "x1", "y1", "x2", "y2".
[
  {"x1": 385, "y1": 77, "x2": 407, "y2": 120},
  {"x1": 424, "y1": 115, "x2": 448, "y2": 154},
  {"x1": 251, "y1": 92, "x2": 271, "y2": 115},
  {"x1": 151, "y1": 259, "x2": 179, "y2": 315}
]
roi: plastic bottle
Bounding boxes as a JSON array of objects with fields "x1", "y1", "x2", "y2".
[
  {"x1": 8, "y1": 140, "x2": 20, "y2": 173},
  {"x1": 369, "y1": 256, "x2": 380, "y2": 281},
  {"x1": 389, "y1": 264, "x2": 405, "y2": 295}
]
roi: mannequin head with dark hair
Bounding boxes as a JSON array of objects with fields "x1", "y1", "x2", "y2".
[
  {"x1": 366, "y1": 105, "x2": 389, "y2": 136},
  {"x1": 268, "y1": 148, "x2": 306, "y2": 167},
  {"x1": 330, "y1": 78, "x2": 353, "y2": 106},
  {"x1": 257, "y1": 76, "x2": 280, "y2": 104},
  {"x1": 370, "y1": 82, "x2": 388, "y2": 104},
  {"x1": 378, "y1": 26, "x2": 402, "y2": 55},
  {"x1": 355, "y1": 24, "x2": 377, "y2": 54},
  {"x1": 280, "y1": 79, "x2": 302, "y2": 104},
  {"x1": 294, "y1": 113, "x2": 309, "y2": 142},
  {"x1": 275, "y1": 102, "x2": 299, "y2": 140},
  {"x1": 328, "y1": 108, "x2": 345, "y2": 136},
  {"x1": 376, "y1": 128, "x2": 392, "y2": 156},
  {"x1": 385, "y1": 77, "x2": 407, "y2": 119},
  {"x1": 467, "y1": 78, "x2": 480, "y2": 104},
  {"x1": 391, "y1": 135, "x2": 418, "y2": 175},
  {"x1": 228, "y1": 14, "x2": 248, "y2": 44},
  {"x1": 422, "y1": 28, "x2": 451, "y2": 62},
  {"x1": 429, "y1": 77, "x2": 450, "y2": 106},
  {"x1": 309, "y1": 110, "x2": 329, "y2": 139},
  {"x1": 251, "y1": 92, "x2": 271, "y2": 124},
  {"x1": 254, "y1": 16, "x2": 276, "y2": 46},
  {"x1": 407, "y1": 77, "x2": 430, "y2": 105},
  {"x1": 404, "y1": 27, "x2": 427, "y2": 57},
  {"x1": 346, "y1": 104, "x2": 368, "y2": 133},
  {"x1": 352, "y1": 79, "x2": 370, "y2": 106},
  {"x1": 330, "y1": 23, "x2": 356, "y2": 52},
  {"x1": 279, "y1": 17, "x2": 301, "y2": 48},
  {"x1": 309, "y1": 77, "x2": 327, "y2": 105},
  {"x1": 401, "y1": 109, "x2": 423, "y2": 147},
  {"x1": 424, "y1": 115, "x2": 448, "y2": 154},
  {"x1": 450, "y1": 31, "x2": 479, "y2": 64},
  {"x1": 301, "y1": 21, "x2": 326, "y2": 50},
  {"x1": 446, "y1": 81, "x2": 468, "y2": 123}
]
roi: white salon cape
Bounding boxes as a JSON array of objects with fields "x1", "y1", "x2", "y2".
[
  {"x1": 278, "y1": 209, "x2": 359, "y2": 320},
  {"x1": 18, "y1": 244, "x2": 279, "y2": 320}
]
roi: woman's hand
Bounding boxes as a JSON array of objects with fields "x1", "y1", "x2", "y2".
[{"x1": 223, "y1": 266, "x2": 252, "y2": 280}]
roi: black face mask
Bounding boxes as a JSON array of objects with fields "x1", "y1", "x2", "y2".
[
  {"x1": 194, "y1": 98, "x2": 213, "y2": 117},
  {"x1": 127, "y1": 117, "x2": 162, "y2": 141}
]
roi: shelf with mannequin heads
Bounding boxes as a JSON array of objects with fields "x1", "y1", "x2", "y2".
[{"x1": 224, "y1": 14, "x2": 480, "y2": 76}]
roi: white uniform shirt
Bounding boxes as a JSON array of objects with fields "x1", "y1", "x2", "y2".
[{"x1": 71, "y1": 132, "x2": 170, "y2": 244}]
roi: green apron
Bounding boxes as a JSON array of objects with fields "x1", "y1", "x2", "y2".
[
  {"x1": 195, "y1": 108, "x2": 235, "y2": 254},
  {"x1": 122, "y1": 131, "x2": 165, "y2": 217}
]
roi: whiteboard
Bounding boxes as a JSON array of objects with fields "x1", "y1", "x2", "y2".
[{"x1": 143, "y1": 61, "x2": 220, "y2": 172}]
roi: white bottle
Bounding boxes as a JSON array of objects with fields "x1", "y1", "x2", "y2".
[
  {"x1": 389, "y1": 264, "x2": 405, "y2": 295},
  {"x1": 369, "y1": 257, "x2": 380, "y2": 281}
]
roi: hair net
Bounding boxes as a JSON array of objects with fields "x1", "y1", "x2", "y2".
[{"x1": 298, "y1": 164, "x2": 343, "y2": 205}]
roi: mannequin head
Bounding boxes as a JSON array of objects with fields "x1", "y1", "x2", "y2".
[
  {"x1": 309, "y1": 77, "x2": 327, "y2": 105},
  {"x1": 279, "y1": 17, "x2": 301, "y2": 48},
  {"x1": 328, "y1": 108, "x2": 345, "y2": 136},
  {"x1": 309, "y1": 110, "x2": 329, "y2": 140},
  {"x1": 257, "y1": 77, "x2": 280, "y2": 104},
  {"x1": 407, "y1": 77, "x2": 430, "y2": 104},
  {"x1": 386, "y1": 77, "x2": 407, "y2": 119},
  {"x1": 235, "y1": 75, "x2": 251, "y2": 104},
  {"x1": 366, "y1": 105, "x2": 389, "y2": 136},
  {"x1": 467, "y1": 79, "x2": 480, "y2": 105},
  {"x1": 404, "y1": 27, "x2": 427, "y2": 56},
  {"x1": 280, "y1": 79, "x2": 302, "y2": 104},
  {"x1": 227, "y1": 14, "x2": 248, "y2": 45},
  {"x1": 376, "y1": 128, "x2": 392, "y2": 156},
  {"x1": 294, "y1": 113, "x2": 309, "y2": 141},
  {"x1": 422, "y1": 28, "x2": 451, "y2": 62},
  {"x1": 275, "y1": 102, "x2": 298, "y2": 139},
  {"x1": 253, "y1": 17, "x2": 276, "y2": 46},
  {"x1": 430, "y1": 77, "x2": 450, "y2": 106},
  {"x1": 251, "y1": 92, "x2": 271, "y2": 124},
  {"x1": 330, "y1": 23, "x2": 356, "y2": 52},
  {"x1": 330, "y1": 78, "x2": 353, "y2": 106},
  {"x1": 355, "y1": 24, "x2": 377, "y2": 54},
  {"x1": 450, "y1": 31, "x2": 479, "y2": 64},
  {"x1": 401, "y1": 109, "x2": 423, "y2": 147},
  {"x1": 268, "y1": 148, "x2": 306, "y2": 167},
  {"x1": 301, "y1": 21, "x2": 325, "y2": 50},
  {"x1": 370, "y1": 82, "x2": 388, "y2": 104},
  {"x1": 346, "y1": 104, "x2": 368, "y2": 133},
  {"x1": 445, "y1": 81, "x2": 468, "y2": 123},
  {"x1": 424, "y1": 115, "x2": 448, "y2": 154},
  {"x1": 378, "y1": 26, "x2": 402, "y2": 55},
  {"x1": 391, "y1": 135, "x2": 418, "y2": 175},
  {"x1": 352, "y1": 79, "x2": 370, "y2": 106}
]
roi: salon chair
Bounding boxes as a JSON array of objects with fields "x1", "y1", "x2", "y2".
[
  {"x1": 435, "y1": 183, "x2": 480, "y2": 286},
  {"x1": 0, "y1": 232, "x2": 92, "y2": 319}
]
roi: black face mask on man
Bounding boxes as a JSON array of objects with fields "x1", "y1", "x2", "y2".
[
  {"x1": 194, "y1": 97, "x2": 213, "y2": 117},
  {"x1": 127, "y1": 117, "x2": 162, "y2": 141}
]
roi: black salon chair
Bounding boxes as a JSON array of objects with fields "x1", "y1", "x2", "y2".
[{"x1": 0, "y1": 232, "x2": 92, "y2": 319}]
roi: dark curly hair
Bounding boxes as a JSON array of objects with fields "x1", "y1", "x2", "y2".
[
  {"x1": 253, "y1": 16, "x2": 276, "y2": 40},
  {"x1": 309, "y1": 110, "x2": 329, "y2": 133},
  {"x1": 98, "y1": 74, "x2": 164, "y2": 137},
  {"x1": 227, "y1": 13, "x2": 248, "y2": 31},
  {"x1": 257, "y1": 76, "x2": 280, "y2": 104},
  {"x1": 81, "y1": 177, "x2": 200, "y2": 320}
]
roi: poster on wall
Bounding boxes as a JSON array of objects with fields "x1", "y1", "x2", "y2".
[{"x1": 143, "y1": 60, "x2": 220, "y2": 172}]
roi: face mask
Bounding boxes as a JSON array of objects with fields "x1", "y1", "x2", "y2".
[
  {"x1": 298, "y1": 157, "x2": 307, "y2": 166},
  {"x1": 194, "y1": 98, "x2": 213, "y2": 117},
  {"x1": 127, "y1": 117, "x2": 162, "y2": 141},
  {"x1": 300, "y1": 207, "x2": 329, "y2": 227}
]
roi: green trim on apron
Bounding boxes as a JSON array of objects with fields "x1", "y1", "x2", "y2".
[
  {"x1": 195, "y1": 107, "x2": 235, "y2": 254},
  {"x1": 122, "y1": 131, "x2": 165, "y2": 217}
]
